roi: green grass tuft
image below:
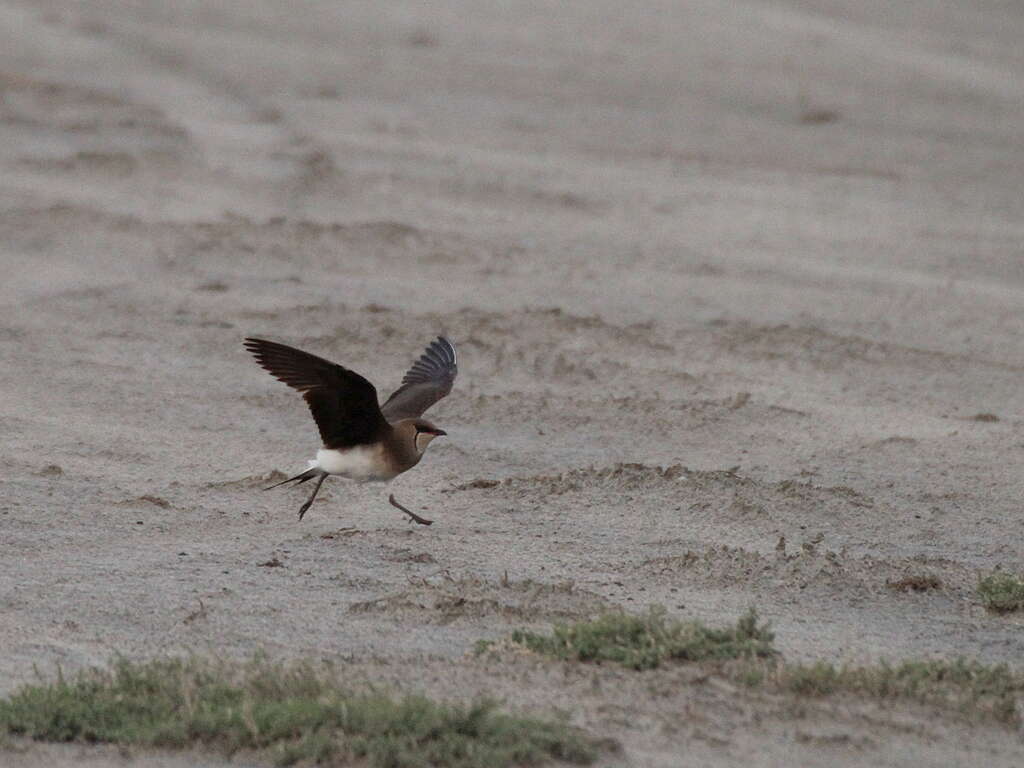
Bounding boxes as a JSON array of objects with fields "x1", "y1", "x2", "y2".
[
  {"x1": 0, "y1": 656, "x2": 597, "y2": 767},
  {"x1": 978, "y1": 571, "x2": 1024, "y2": 613},
  {"x1": 473, "y1": 639, "x2": 496, "y2": 657},
  {"x1": 510, "y1": 607, "x2": 776, "y2": 670}
]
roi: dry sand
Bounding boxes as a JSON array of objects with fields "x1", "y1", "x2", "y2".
[{"x1": 3, "y1": 0, "x2": 1024, "y2": 765}]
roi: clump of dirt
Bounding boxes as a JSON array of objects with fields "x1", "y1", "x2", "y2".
[
  {"x1": 886, "y1": 574, "x2": 942, "y2": 592},
  {"x1": 348, "y1": 576, "x2": 605, "y2": 624}
]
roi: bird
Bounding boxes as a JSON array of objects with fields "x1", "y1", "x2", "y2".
[{"x1": 244, "y1": 335, "x2": 457, "y2": 525}]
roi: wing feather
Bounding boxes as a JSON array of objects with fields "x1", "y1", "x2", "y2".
[
  {"x1": 380, "y1": 337, "x2": 458, "y2": 421},
  {"x1": 244, "y1": 338, "x2": 388, "y2": 449}
]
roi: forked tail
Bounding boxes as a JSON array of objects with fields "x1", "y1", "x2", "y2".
[{"x1": 264, "y1": 467, "x2": 320, "y2": 490}]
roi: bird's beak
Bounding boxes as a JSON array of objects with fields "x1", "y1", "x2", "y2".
[{"x1": 433, "y1": 428, "x2": 447, "y2": 437}]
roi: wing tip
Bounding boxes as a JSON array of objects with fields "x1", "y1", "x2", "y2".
[{"x1": 433, "y1": 335, "x2": 457, "y2": 366}]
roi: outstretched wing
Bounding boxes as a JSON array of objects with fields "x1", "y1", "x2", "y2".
[
  {"x1": 380, "y1": 337, "x2": 458, "y2": 422},
  {"x1": 244, "y1": 338, "x2": 388, "y2": 449}
]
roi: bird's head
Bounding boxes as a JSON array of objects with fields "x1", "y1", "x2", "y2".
[{"x1": 409, "y1": 419, "x2": 447, "y2": 455}]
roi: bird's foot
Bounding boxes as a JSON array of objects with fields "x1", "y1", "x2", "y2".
[{"x1": 388, "y1": 494, "x2": 433, "y2": 526}]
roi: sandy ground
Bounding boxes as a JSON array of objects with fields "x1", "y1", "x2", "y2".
[{"x1": 3, "y1": 0, "x2": 1024, "y2": 765}]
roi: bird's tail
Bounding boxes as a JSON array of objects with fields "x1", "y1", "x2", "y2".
[{"x1": 264, "y1": 467, "x2": 321, "y2": 490}]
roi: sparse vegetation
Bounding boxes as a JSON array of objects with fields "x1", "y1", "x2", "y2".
[
  {"x1": 773, "y1": 658, "x2": 1024, "y2": 724},
  {"x1": 978, "y1": 571, "x2": 1024, "y2": 613},
  {"x1": 495, "y1": 608, "x2": 1024, "y2": 727},
  {"x1": 510, "y1": 607, "x2": 776, "y2": 670},
  {"x1": 0, "y1": 656, "x2": 598, "y2": 767}
]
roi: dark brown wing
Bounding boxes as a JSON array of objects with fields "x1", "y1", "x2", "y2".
[
  {"x1": 244, "y1": 338, "x2": 388, "y2": 449},
  {"x1": 380, "y1": 337, "x2": 457, "y2": 422}
]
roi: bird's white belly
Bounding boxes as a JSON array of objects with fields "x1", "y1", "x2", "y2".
[{"x1": 314, "y1": 446, "x2": 392, "y2": 482}]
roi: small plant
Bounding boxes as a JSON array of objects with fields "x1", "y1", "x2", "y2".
[
  {"x1": 0, "y1": 656, "x2": 598, "y2": 767},
  {"x1": 978, "y1": 571, "x2": 1024, "y2": 613},
  {"x1": 510, "y1": 607, "x2": 775, "y2": 670},
  {"x1": 782, "y1": 661, "x2": 841, "y2": 695},
  {"x1": 474, "y1": 639, "x2": 496, "y2": 656}
]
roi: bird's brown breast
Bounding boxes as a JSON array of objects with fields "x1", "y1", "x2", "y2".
[{"x1": 380, "y1": 424, "x2": 422, "y2": 476}]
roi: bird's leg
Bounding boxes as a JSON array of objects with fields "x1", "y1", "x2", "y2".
[
  {"x1": 297, "y1": 473, "x2": 328, "y2": 521},
  {"x1": 388, "y1": 493, "x2": 433, "y2": 526}
]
